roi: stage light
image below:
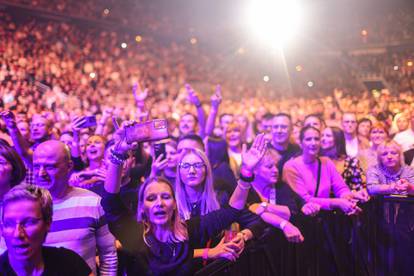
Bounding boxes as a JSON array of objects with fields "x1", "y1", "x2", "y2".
[
  {"x1": 295, "y1": 65, "x2": 303, "y2": 72},
  {"x1": 89, "y1": 72, "x2": 96, "y2": 79},
  {"x1": 307, "y1": 81, "x2": 314, "y2": 87},
  {"x1": 237, "y1": 47, "x2": 245, "y2": 54},
  {"x1": 103, "y1": 9, "x2": 110, "y2": 15},
  {"x1": 135, "y1": 35, "x2": 142, "y2": 43},
  {"x1": 263, "y1": 75, "x2": 270, "y2": 82},
  {"x1": 245, "y1": 0, "x2": 304, "y2": 48},
  {"x1": 361, "y1": 29, "x2": 368, "y2": 36},
  {"x1": 121, "y1": 43, "x2": 127, "y2": 49},
  {"x1": 407, "y1": 61, "x2": 413, "y2": 67},
  {"x1": 394, "y1": 65, "x2": 399, "y2": 71},
  {"x1": 190, "y1": 37, "x2": 198, "y2": 45}
]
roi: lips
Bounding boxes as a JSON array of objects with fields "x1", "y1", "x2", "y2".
[{"x1": 153, "y1": 210, "x2": 167, "y2": 217}]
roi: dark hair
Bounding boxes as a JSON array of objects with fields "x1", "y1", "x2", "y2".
[
  {"x1": 274, "y1": 112, "x2": 292, "y2": 121},
  {"x1": 181, "y1": 113, "x2": 198, "y2": 123},
  {"x1": 299, "y1": 126, "x2": 320, "y2": 142},
  {"x1": 262, "y1": 112, "x2": 275, "y2": 121},
  {"x1": 304, "y1": 113, "x2": 325, "y2": 128},
  {"x1": 358, "y1": 118, "x2": 372, "y2": 127},
  {"x1": 60, "y1": 131, "x2": 74, "y2": 137},
  {"x1": 325, "y1": 126, "x2": 347, "y2": 158},
  {"x1": 206, "y1": 137, "x2": 230, "y2": 167},
  {"x1": 178, "y1": 134, "x2": 204, "y2": 151},
  {"x1": 0, "y1": 144, "x2": 27, "y2": 187}
]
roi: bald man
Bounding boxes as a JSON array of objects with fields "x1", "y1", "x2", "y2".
[{"x1": 33, "y1": 141, "x2": 117, "y2": 275}]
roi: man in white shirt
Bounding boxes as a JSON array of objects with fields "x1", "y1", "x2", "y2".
[{"x1": 342, "y1": 112, "x2": 360, "y2": 158}]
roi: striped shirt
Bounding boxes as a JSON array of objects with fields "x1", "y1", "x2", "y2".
[{"x1": 44, "y1": 187, "x2": 117, "y2": 275}]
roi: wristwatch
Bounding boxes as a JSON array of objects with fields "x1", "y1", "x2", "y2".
[{"x1": 257, "y1": 202, "x2": 268, "y2": 216}]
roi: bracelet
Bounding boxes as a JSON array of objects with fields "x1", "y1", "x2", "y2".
[
  {"x1": 202, "y1": 248, "x2": 209, "y2": 260},
  {"x1": 239, "y1": 172, "x2": 255, "y2": 183},
  {"x1": 238, "y1": 181, "x2": 251, "y2": 190},
  {"x1": 279, "y1": 220, "x2": 288, "y2": 231},
  {"x1": 257, "y1": 202, "x2": 268, "y2": 216},
  {"x1": 109, "y1": 149, "x2": 128, "y2": 165}
]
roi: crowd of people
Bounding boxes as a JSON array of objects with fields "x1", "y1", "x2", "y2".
[{"x1": 1, "y1": 2, "x2": 414, "y2": 276}]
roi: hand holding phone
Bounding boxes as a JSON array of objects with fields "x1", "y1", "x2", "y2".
[{"x1": 124, "y1": 119, "x2": 169, "y2": 144}]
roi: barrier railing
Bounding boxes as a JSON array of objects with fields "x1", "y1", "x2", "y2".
[{"x1": 196, "y1": 196, "x2": 414, "y2": 276}]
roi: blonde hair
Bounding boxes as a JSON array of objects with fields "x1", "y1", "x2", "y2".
[
  {"x1": 376, "y1": 140, "x2": 404, "y2": 167},
  {"x1": 137, "y1": 177, "x2": 188, "y2": 245},
  {"x1": 175, "y1": 148, "x2": 220, "y2": 220},
  {"x1": 2, "y1": 184, "x2": 53, "y2": 225}
]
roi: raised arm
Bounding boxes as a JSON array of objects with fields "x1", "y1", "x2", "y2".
[
  {"x1": 0, "y1": 111, "x2": 33, "y2": 166},
  {"x1": 229, "y1": 133, "x2": 267, "y2": 209},
  {"x1": 185, "y1": 83, "x2": 206, "y2": 138},
  {"x1": 205, "y1": 85, "x2": 222, "y2": 137}
]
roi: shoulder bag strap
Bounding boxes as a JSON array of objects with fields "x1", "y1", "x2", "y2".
[{"x1": 314, "y1": 157, "x2": 322, "y2": 197}]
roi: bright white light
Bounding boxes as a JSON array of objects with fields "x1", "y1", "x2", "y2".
[
  {"x1": 263, "y1": 75, "x2": 270, "y2": 82},
  {"x1": 121, "y1": 43, "x2": 127, "y2": 49},
  {"x1": 89, "y1": 72, "x2": 96, "y2": 79},
  {"x1": 307, "y1": 81, "x2": 314, "y2": 87},
  {"x1": 245, "y1": 0, "x2": 303, "y2": 48},
  {"x1": 393, "y1": 65, "x2": 399, "y2": 71}
]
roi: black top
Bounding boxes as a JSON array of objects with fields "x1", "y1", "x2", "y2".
[
  {"x1": 247, "y1": 181, "x2": 301, "y2": 216},
  {"x1": 0, "y1": 246, "x2": 91, "y2": 276},
  {"x1": 271, "y1": 143, "x2": 301, "y2": 178},
  {"x1": 101, "y1": 192, "x2": 242, "y2": 275}
]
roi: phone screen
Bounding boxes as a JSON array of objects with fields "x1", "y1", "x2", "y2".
[{"x1": 154, "y1": 143, "x2": 166, "y2": 160}]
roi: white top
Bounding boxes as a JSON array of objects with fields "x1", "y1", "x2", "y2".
[
  {"x1": 346, "y1": 136, "x2": 359, "y2": 158},
  {"x1": 394, "y1": 128, "x2": 414, "y2": 152}
]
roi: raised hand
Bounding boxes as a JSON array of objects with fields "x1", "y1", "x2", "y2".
[
  {"x1": 150, "y1": 153, "x2": 168, "y2": 178},
  {"x1": 112, "y1": 120, "x2": 139, "y2": 155},
  {"x1": 185, "y1": 83, "x2": 201, "y2": 107},
  {"x1": 211, "y1": 85, "x2": 222, "y2": 109},
  {"x1": 241, "y1": 133, "x2": 267, "y2": 171},
  {"x1": 132, "y1": 82, "x2": 149, "y2": 102},
  {"x1": 0, "y1": 110, "x2": 17, "y2": 129}
]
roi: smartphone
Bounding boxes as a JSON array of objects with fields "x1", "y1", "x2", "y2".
[
  {"x1": 124, "y1": 119, "x2": 169, "y2": 144},
  {"x1": 154, "y1": 142, "x2": 166, "y2": 161},
  {"x1": 79, "y1": 116, "x2": 97, "y2": 129}
]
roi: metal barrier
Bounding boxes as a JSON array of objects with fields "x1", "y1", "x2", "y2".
[{"x1": 196, "y1": 196, "x2": 414, "y2": 276}]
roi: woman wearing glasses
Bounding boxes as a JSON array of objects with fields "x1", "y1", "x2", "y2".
[{"x1": 101, "y1": 124, "x2": 266, "y2": 275}]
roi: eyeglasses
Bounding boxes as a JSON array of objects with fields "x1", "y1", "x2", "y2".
[
  {"x1": 179, "y1": 162, "x2": 205, "y2": 170},
  {"x1": 2, "y1": 217, "x2": 43, "y2": 233}
]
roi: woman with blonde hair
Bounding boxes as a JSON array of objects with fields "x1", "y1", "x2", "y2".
[
  {"x1": 101, "y1": 124, "x2": 267, "y2": 274},
  {"x1": 175, "y1": 148, "x2": 220, "y2": 220}
]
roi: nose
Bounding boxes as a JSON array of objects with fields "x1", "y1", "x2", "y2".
[
  {"x1": 38, "y1": 165, "x2": 47, "y2": 177},
  {"x1": 155, "y1": 196, "x2": 165, "y2": 206},
  {"x1": 188, "y1": 165, "x2": 196, "y2": 173},
  {"x1": 12, "y1": 224, "x2": 25, "y2": 238}
]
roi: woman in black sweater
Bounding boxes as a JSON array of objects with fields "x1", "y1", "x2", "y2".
[{"x1": 101, "y1": 125, "x2": 267, "y2": 275}]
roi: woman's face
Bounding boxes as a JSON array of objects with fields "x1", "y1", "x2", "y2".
[
  {"x1": 379, "y1": 145, "x2": 400, "y2": 169},
  {"x1": 143, "y1": 181, "x2": 176, "y2": 226},
  {"x1": 166, "y1": 144, "x2": 178, "y2": 169},
  {"x1": 256, "y1": 157, "x2": 279, "y2": 184},
  {"x1": 397, "y1": 116, "x2": 409, "y2": 132},
  {"x1": 226, "y1": 128, "x2": 242, "y2": 148},
  {"x1": 0, "y1": 154, "x2": 12, "y2": 187},
  {"x1": 301, "y1": 129, "x2": 321, "y2": 157},
  {"x1": 370, "y1": 128, "x2": 387, "y2": 146},
  {"x1": 86, "y1": 136, "x2": 105, "y2": 161},
  {"x1": 179, "y1": 153, "x2": 206, "y2": 188},
  {"x1": 321, "y1": 127, "x2": 335, "y2": 150}
]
